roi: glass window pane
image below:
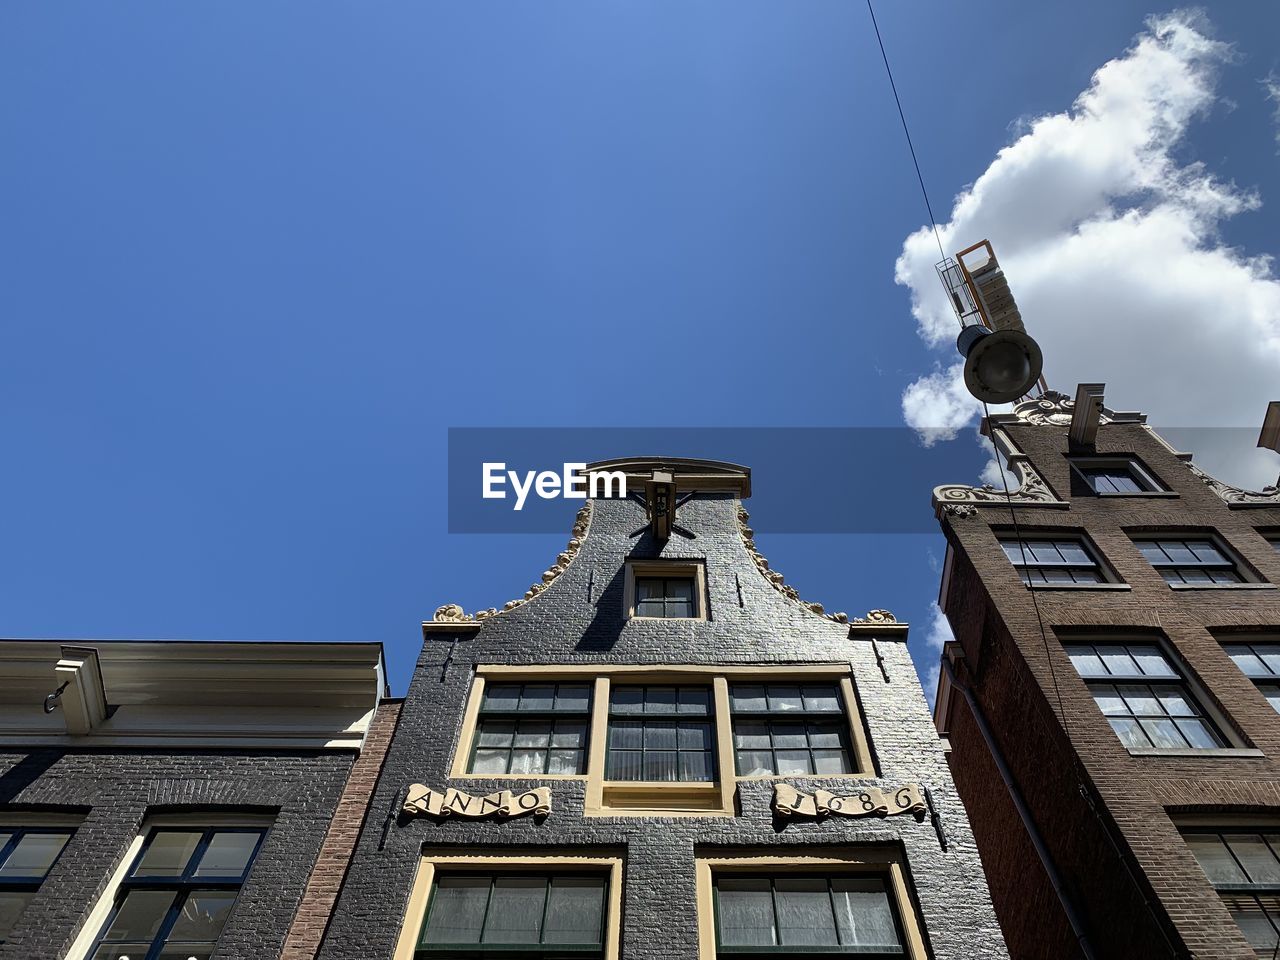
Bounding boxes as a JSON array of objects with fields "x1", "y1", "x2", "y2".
[
  {"x1": 1001, "y1": 541, "x2": 1028, "y2": 564},
  {"x1": 813, "y1": 750, "x2": 851, "y2": 774},
  {"x1": 1175, "y1": 718, "x2": 1221, "y2": 749},
  {"x1": 0, "y1": 832, "x2": 69, "y2": 878},
  {"x1": 717, "y1": 879, "x2": 775, "y2": 946},
  {"x1": 767, "y1": 686, "x2": 804, "y2": 712},
  {"x1": 551, "y1": 722, "x2": 586, "y2": 748},
  {"x1": 770, "y1": 724, "x2": 808, "y2": 749},
  {"x1": 1210, "y1": 568, "x2": 1243, "y2": 584},
  {"x1": 1260, "y1": 684, "x2": 1280, "y2": 714},
  {"x1": 1055, "y1": 542, "x2": 1092, "y2": 564},
  {"x1": 476, "y1": 720, "x2": 515, "y2": 748},
  {"x1": 423, "y1": 877, "x2": 490, "y2": 944},
  {"x1": 102, "y1": 890, "x2": 177, "y2": 942},
  {"x1": 1259, "y1": 650, "x2": 1280, "y2": 676},
  {"x1": 678, "y1": 688, "x2": 711, "y2": 715},
  {"x1": 645, "y1": 687, "x2": 677, "y2": 714},
  {"x1": 678, "y1": 722, "x2": 713, "y2": 751},
  {"x1": 1042, "y1": 568, "x2": 1076, "y2": 584},
  {"x1": 1186, "y1": 834, "x2": 1247, "y2": 884},
  {"x1": 1189, "y1": 541, "x2": 1226, "y2": 564},
  {"x1": 519, "y1": 685, "x2": 555, "y2": 712},
  {"x1": 679, "y1": 752, "x2": 713, "y2": 781},
  {"x1": 1225, "y1": 894, "x2": 1280, "y2": 953},
  {"x1": 166, "y1": 891, "x2": 237, "y2": 942},
  {"x1": 731, "y1": 686, "x2": 767, "y2": 712},
  {"x1": 1226, "y1": 645, "x2": 1268, "y2": 677},
  {"x1": 543, "y1": 878, "x2": 604, "y2": 945},
  {"x1": 1027, "y1": 541, "x2": 1061, "y2": 563},
  {"x1": 1091, "y1": 685, "x2": 1127, "y2": 717},
  {"x1": 547, "y1": 750, "x2": 583, "y2": 775},
  {"x1": 775, "y1": 751, "x2": 813, "y2": 776},
  {"x1": 1139, "y1": 718, "x2": 1185, "y2": 749},
  {"x1": 135, "y1": 832, "x2": 202, "y2": 877},
  {"x1": 807, "y1": 723, "x2": 846, "y2": 748},
  {"x1": 1117, "y1": 685, "x2": 1161, "y2": 716},
  {"x1": 734, "y1": 721, "x2": 771, "y2": 751},
  {"x1": 471, "y1": 749, "x2": 509, "y2": 774},
  {"x1": 637, "y1": 578, "x2": 662, "y2": 600},
  {"x1": 482, "y1": 684, "x2": 521, "y2": 712},
  {"x1": 555, "y1": 685, "x2": 591, "y2": 713},
  {"x1": 606, "y1": 750, "x2": 642, "y2": 781},
  {"x1": 738, "y1": 752, "x2": 775, "y2": 776},
  {"x1": 832, "y1": 878, "x2": 900, "y2": 948},
  {"x1": 636, "y1": 598, "x2": 665, "y2": 617},
  {"x1": 608, "y1": 721, "x2": 642, "y2": 750},
  {"x1": 666, "y1": 578, "x2": 694, "y2": 601},
  {"x1": 1227, "y1": 835, "x2": 1280, "y2": 884},
  {"x1": 1161, "y1": 541, "x2": 1198, "y2": 563},
  {"x1": 514, "y1": 721, "x2": 553, "y2": 748},
  {"x1": 644, "y1": 721, "x2": 676, "y2": 750},
  {"x1": 1135, "y1": 541, "x2": 1168, "y2": 563},
  {"x1": 1156, "y1": 690, "x2": 1196, "y2": 717},
  {"x1": 1099, "y1": 649, "x2": 1141, "y2": 677},
  {"x1": 1179, "y1": 567, "x2": 1213, "y2": 584},
  {"x1": 610, "y1": 687, "x2": 643, "y2": 714},
  {"x1": 774, "y1": 878, "x2": 838, "y2": 946},
  {"x1": 92, "y1": 944, "x2": 154, "y2": 960},
  {"x1": 1065, "y1": 646, "x2": 1105, "y2": 677},
  {"x1": 483, "y1": 876, "x2": 546, "y2": 944},
  {"x1": 0, "y1": 891, "x2": 33, "y2": 944},
  {"x1": 643, "y1": 751, "x2": 679, "y2": 782},
  {"x1": 1128, "y1": 645, "x2": 1175, "y2": 677},
  {"x1": 193, "y1": 832, "x2": 258, "y2": 878},
  {"x1": 1108, "y1": 717, "x2": 1150, "y2": 749},
  {"x1": 802, "y1": 685, "x2": 842, "y2": 712},
  {"x1": 509, "y1": 749, "x2": 548, "y2": 774}
]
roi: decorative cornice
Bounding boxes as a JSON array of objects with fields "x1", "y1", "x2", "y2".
[
  {"x1": 1003, "y1": 389, "x2": 1144, "y2": 426},
  {"x1": 737, "y1": 506, "x2": 893, "y2": 627},
  {"x1": 932, "y1": 426, "x2": 1068, "y2": 514},
  {"x1": 1186, "y1": 462, "x2": 1280, "y2": 508},
  {"x1": 425, "y1": 502, "x2": 593, "y2": 627}
]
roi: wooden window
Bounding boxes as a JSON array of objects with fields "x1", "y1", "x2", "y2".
[
  {"x1": 1185, "y1": 829, "x2": 1280, "y2": 956},
  {"x1": 469, "y1": 683, "x2": 592, "y2": 776},
  {"x1": 624, "y1": 562, "x2": 707, "y2": 620},
  {"x1": 635, "y1": 577, "x2": 696, "y2": 618},
  {"x1": 88, "y1": 827, "x2": 265, "y2": 960},
  {"x1": 1132, "y1": 537, "x2": 1246, "y2": 586},
  {"x1": 713, "y1": 874, "x2": 905, "y2": 956},
  {"x1": 1065, "y1": 641, "x2": 1224, "y2": 750},
  {"x1": 999, "y1": 536, "x2": 1108, "y2": 586},
  {"x1": 729, "y1": 684, "x2": 852, "y2": 777},
  {"x1": 1224, "y1": 642, "x2": 1280, "y2": 714},
  {"x1": 605, "y1": 686, "x2": 714, "y2": 782},
  {"x1": 1069, "y1": 457, "x2": 1165, "y2": 495},
  {"x1": 0, "y1": 828, "x2": 73, "y2": 945}
]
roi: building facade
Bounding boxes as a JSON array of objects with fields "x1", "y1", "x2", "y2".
[
  {"x1": 318, "y1": 458, "x2": 1007, "y2": 960},
  {"x1": 932, "y1": 388, "x2": 1280, "y2": 959},
  {"x1": 0, "y1": 639, "x2": 393, "y2": 960}
]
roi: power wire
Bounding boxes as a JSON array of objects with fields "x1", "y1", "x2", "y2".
[{"x1": 864, "y1": 0, "x2": 948, "y2": 264}]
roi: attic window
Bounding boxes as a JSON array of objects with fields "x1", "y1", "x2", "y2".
[{"x1": 624, "y1": 562, "x2": 706, "y2": 620}]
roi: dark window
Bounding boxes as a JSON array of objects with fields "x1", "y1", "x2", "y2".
[
  {"x1": 635, "y1": 577, "x2": 696, "y2": 618},
  {"x1": 1268, "y1": 536, "x2": 1280, "y2": 557},
  {"x1": 1185, "y1": 829, "x2": 1280, "y2": 955},
  {"x1": 730, "y1": 684, "x2": 853, "y2": 776},
  {"x1": 1000, "y1": 537, "x2": 1106, "y2": 585},
  {"x1": 470, "y1": 683, "x2": 591, "y2": 776},
  {"x1": 606, "y1": 685, "x2": 714, "y2": 782},
  {"x1": 89, "y1": 827, "x2": 266, "y2": 960},
  {"x1": 0, "y1": 828, "x2": 72, "y2": 944},
  {"x1": 1065, "y1": 641, "x2": 1225, "y2": 750},
  {"x1": 1070, "y1": 459, "x2": 1163, "y2": 495},
  {"x1": 417, "y1": 874, "x2": 606, "y2": 956},
  {"x1": 1132, "y1": 537, "x2": 1244, "y2": 585},
  {"x1": 714, "y1": 875, "x2": 904, "y2": 955},
  {"x1": 1224, "y1": 643, "x2": 1280, "y2": 714}
]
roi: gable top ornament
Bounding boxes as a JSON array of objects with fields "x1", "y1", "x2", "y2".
[{"x1": 1006, "y1": 390, "x2": 1144, "y2": 427}]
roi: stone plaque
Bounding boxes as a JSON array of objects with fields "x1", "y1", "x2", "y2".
[
  {"x1": 402, "y1": 783, "x2": 551, "y2": 819},
  {"x1": 773, "y1": 782, "x2": 926, "y2": 820}
]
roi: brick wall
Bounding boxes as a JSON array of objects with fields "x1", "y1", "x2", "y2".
[
  {"x1": 282, "y1": 699, "x2": 403, "y2": 960},
  {"x1": 316, "y1": 490, "x2": 1009, "y2": 960},
  {"x1": 939, "y1": 417, "x2": 1280, "y2": 959}
]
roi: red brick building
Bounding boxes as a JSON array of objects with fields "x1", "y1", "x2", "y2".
[{"x1": 932, "y1": 387, "x2": 1280, "y2": 959}]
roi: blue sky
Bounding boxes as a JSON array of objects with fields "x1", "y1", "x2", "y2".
[{"x1": 4, "y1": 2, "x2": 1279, "y2": 694}]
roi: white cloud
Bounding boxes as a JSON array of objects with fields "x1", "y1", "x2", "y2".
[
  {"x1": 1265, "y1": 73, "x2": 1280, "y2": 152},
  {"x1": 898, "y1": 11, "x2": 1280, "y2": 490},
  {"x1": 913, "y1": 601, "x2": 955, "y2": 708}
]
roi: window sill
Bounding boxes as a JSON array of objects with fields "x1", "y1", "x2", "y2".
[
  {"x1": 1127, "y1": 747, "x2": 1264, "y2": 759},
  {"x1": 452, "y1": 773, "x2": 587, "y2": 781},
  {"x1": 1092, "y1": 491, "x2": 1180, "y2": 499},
  {"x1": 627, "y1": 615, "x2": 706, "y2": 622},
  {"x1": 592, "y1": 780, "x2": 731, "y2": 817},
  {"x1": 1168, "y1": 582, "x2": 1276, "y2": 591},
  {"x1": 1026, "y1": 583, "x2": 1131, "y2": 591},
  {"x1": 736, "y1": 773, "x2": 875, "y2": 782}
]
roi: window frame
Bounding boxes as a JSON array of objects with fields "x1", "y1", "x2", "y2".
[
  {"x1": 1221, "y1": 638, "x2": 1280, "y2": 715},
  {"x1": 604, "y1": 684, "x2": 717, "y2": 784},
  {"x1": 1129, "y1": 533, "x2": 1259, "y2": 589},
  {"x1": 1063, "y1": 637, "x2": 1239, "y2": 754},
  {"x1": 394, "y1": 853, "x2": 623, "y2": 960},
  {"x1": 0, "y1": 824, "x2": 75, "y2": 945},
  {"x1": 694, "y1": 849, "x2": 928, "y2": 960},
  {"x1": 1067, "y1": 456, "x2": 1171, "y2": 497},
  {"x1": 1181, "y1": 826, "x2": 1280, "y2": 955},
  {"x1": 466, "y1": 682, "x2": 593, "y2": 778},
  {"x1": 623, "y1": 561, "x2": 708, "y2": 621},
  {"x1": 996, "y1": 531, "x2": 1122, "y2": 589},
  {"x1": 452, "y1": 667, "x2": 876, "y2": 817},
  {"x1": 729, "y1": 683, "x2": 856, "y2": 779}
]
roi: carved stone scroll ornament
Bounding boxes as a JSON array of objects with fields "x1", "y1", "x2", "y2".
[
  {"x1": 1012, "y1": 390, "x2": 1119, "y2": 426},
  {"x1": 402, "y1": 783, "x2": 551, "y2": 819},
  {"x1": 427, "y1": 503, "x2": 592, "y2": 624},
  {"x1": 1185, "y1": 462, "x2": 1280, "y2": 507},
  {"x1": 931, "y1": 426, "x2": 1066, "y2": 512},
  {"x1": 773, "y1": 782, "x2": 926, "y2": 821}
]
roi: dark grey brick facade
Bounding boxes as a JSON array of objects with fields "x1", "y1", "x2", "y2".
[
  {"x1": 0, "y1": 747, "x2": 354, "y2": 960},
  {"x1": 318, "y1": 482, "x2": 1008, "y2": 959}
]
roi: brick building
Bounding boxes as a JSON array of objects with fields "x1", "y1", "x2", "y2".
[
  {"x1": 932, "y1": 387, "x2": 1280, "y2": 959},
  {"x1": 0, "y1": 639, "x2": 394, "y2": 960},
  {"x1": 317, "y1": 457, "x2": 1007, "y2": 960}
]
